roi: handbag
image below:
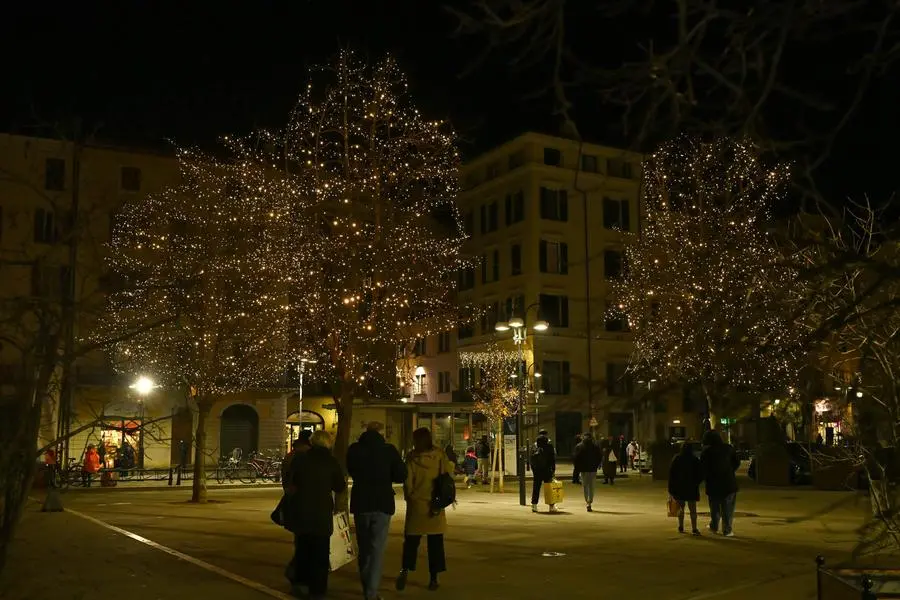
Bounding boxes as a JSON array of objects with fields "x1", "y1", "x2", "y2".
[
  {"x1": 330, "y1": 512, "x2": 356, "y2": 571},
  {"x1": 431, "y1": 456, "x2": 456, "y2": 515},
  {"x1": 667, "y1": 495, "x2": 680, "y2": 518}
]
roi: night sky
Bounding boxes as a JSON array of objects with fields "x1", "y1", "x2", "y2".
[{"x1": 3, "y1": 1, "x2": 898, "y2": 200}]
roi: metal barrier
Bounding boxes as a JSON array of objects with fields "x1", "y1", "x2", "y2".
[{"x1": 817, "y1": 556, "x2": 879, "y2": 600}]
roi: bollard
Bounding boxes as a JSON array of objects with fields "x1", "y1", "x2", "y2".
[
  {"x1": 861, "y1": 574, "x2": 876, "y2": 600},
  {"x1": 176, "y1": 464, "x2": 182, "y2": 486},
  {"x1": 168, "y1": 467, "x2": 173, "y2": 486},
  {"x1": 816, "y1": 556, "x2": 825, "y2": 600}
]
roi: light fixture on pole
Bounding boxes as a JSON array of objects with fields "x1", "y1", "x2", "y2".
[{"x1": 129, "y1": 376, "x2": 156, "y2": 396}]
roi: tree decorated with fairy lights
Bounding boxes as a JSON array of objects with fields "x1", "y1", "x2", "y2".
[
  {"x1": 460, "y1": 344, "x2": 518, "y2": 492},
  {"x1": 234, "y1": 51, "x2": 467, "y2": 464},
  {"x1": 611, "y1": 136, "x2": 804, "y2": 427},
  {"x1": 102, "y1": 151, "x2": 301, "y2": 502}
]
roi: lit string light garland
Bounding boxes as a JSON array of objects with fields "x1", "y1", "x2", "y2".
[
  {"x1": 459, "y1": 346, "x2": 520, "y2": 421},
  {"x1": 610, "y1": 136, "x2": 806, "y2": 397}
]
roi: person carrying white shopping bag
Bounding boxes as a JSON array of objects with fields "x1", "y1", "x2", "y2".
[
  {"x1": 530, "y1": 430, "x2": 558, "y2": 513},
  {"x1": 281, "y1": 430, "x2": 347, "y2": 599}
]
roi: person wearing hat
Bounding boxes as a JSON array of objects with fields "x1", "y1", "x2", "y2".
[
  {"x1": 529, "y1": 430, "x2": 557, "y2": 512},
  {"x1": 282, "y1": 430, "x2": 313, "y2": 489}
]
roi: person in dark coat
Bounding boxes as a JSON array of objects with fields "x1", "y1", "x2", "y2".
[
  {"x1": 285, "y1": 430, "x2": 347, "y2": 598},
  {"x1": 444, "y1": 442, "x2": 458, "y2": 470},
  {"x1": 700, "y1": 430, "x2": 740, "y2": 537},
  {"x1": 282, "y1": 431, "x2": 312, "y2": 490},
  {"x1": 475, "y1": 436, "x2": 491, "y2": 484},
  {"x1": 347, "y1": 422, "x2": 407, "y2": 600},
  {"x1": 571, "y1": 434, "x2": 583, "y2": 484},
  {"x1": 668, "y1": 442, "x2": 704, "y2": 534},
  {"x1": 618, "y1": 436, "x2": 628, "y2": 473},
  {"x1": 530, "y1": 430, "x2": 557, "y2": 513},
  {"x1": 573, "y1": 433, "x2": 603, "y2": 511}
]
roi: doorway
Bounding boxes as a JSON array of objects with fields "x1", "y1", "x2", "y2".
[
  {"x1": 220, "y1": 404, "x2": 259, "y2": 460},
  {"x1": 170, "y1": 406, "x2": 193, "y2": 466}
]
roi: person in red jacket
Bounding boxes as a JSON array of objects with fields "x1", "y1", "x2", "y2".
[{"x1": 82, "y1": 445, "x2": 101, "y2": 487}]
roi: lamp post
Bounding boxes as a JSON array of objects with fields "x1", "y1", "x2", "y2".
[
  {"x1": 129, "y1": 376, "x2": 156, "y2": 469},
  {"x1": 495, "y1": 306, "x2": 549, "y2": 507},
  {"x1": 297, "y1": 357, "x2": 317, "y2": 436}
]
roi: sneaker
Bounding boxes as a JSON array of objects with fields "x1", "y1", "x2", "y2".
[
  {"x1": 587, "y1": 505, "x2": 592, "y2": 512},
  {"x1": 549, "y1": 505, "x2": 559, "y2": 513},
  {"x1": 677, "y1": 526, "x2": 684, "y2": 534},
  {"x1": 692, "y1": 529, "x2": 701, "y2": 536},
  {"x1": 724, "y1": 531, "x2": 734, "y2": 537},
  {"x1": 396, "y1": 570, "x2": 408, "y2": 591},
  {"x1": 708, "y1": 524, "x2": 718, "y2": 534},
  {"x1": 531, "y1": 504, "x2": 538, "y2": 513}
]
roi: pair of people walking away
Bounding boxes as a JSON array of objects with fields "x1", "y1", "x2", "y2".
[
  {"x1": 667, "y1": 431, "x2": 741, "y2": 537},
  {"x1": 530, "y1": 430, "x2": 558, "y2": 512},
  {"x1": 573, "y1": 433, "x2": 603, "y2": 512},
  {"x1": 347, "y1": 422, "x2": 407, "y2": 600}
]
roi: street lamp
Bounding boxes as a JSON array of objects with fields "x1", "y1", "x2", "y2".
[
  {"x1": 128, "y1": 377, "x2": 155, "y2": 469},
  {"x1": 495, "y1": 303, "x2": 548, "y2": 507},
  {"x1": 129, "y1": 376, "x2": 156, "y2": 396}
]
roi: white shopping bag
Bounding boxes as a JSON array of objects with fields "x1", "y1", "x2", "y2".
[{"x1": 330, "y1": 512, "x2": 356, "y2": 571}]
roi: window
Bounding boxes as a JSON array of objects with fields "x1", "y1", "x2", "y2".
[
  {"x1": 33, "y1": 208, "x2": 58, "y2": 244},
  {"x1": 413, "y1": 338, "x2": 427, "y2": 356},
  {"x1": 543, "y1": 148, "x2": 562, "y2": 166},
  {"x1": 31, "y1": 265, "x2": 70, "y2": 297},
  {"x1": 463, "y1": 211, "x2": 474, "y2": 235},
  {"x1": 458, "y1": 323, "x2": 475, "y2": 340},
  {"x1": 503, "y1": 294, "x2": 525, "y2": 321},
  {"x1": 539, "y1": 240, "x2": 568, "y2": 274},
  {"x1": 438, "y1": 332, "x2": 451, "y2": 353},
  {"x1": 438, "y1": 371, "x2": 452, "y2": 394},
  {"x1": 44, "y1": 158, "x2": 65, "y2": 191},
  {"x1": 604, "y1": 249, "x2": 624, "y2": 279},
  {"x1": 509, "y1": 150, "x2": 525, "y2": 170},
  {"x1": 486, "y1": 161, "x2": 501, "y2": 180},
  {"x1": 459, "y1": 367, "x2": 476, "y2": 390},
  {"x1": 606, "y1": 362, "x2": 633, "y2": 396},
  {"x1": 458, "y1": 267, "x2": 476, "y2": 291},
  {"x1": 539, "y1": 294, "x2": 569, "y2": 328},
  {"x1": 539, "y1": 188, "x2": 568, "y2": 221},
  {"x1": 480, "y1": 301, "x2": 499, "y2": 334},
  {"x1": 607, "y1": 158, "x2": 634, "y2": 179},
  {"x1": 543, "y1": 360, "x2": 571, "y2": 395},
  {"x1": 480, "y1": 202, "x2": 499, "y2": 234},
  {"x1": 604, "y1": 303, "x2": 629, "y2": 332},
  {"x1": 505, "y1": 191, "x2": 525, "y2": 225},
  {"x1": 414, "y1": 373, "x2": 427, "y2": 395},
  {"x1": 492, "y1": 249, "x2": 500, "y2": 282},
  {"x1": 480, "y1": 254, "x2": 488, "y2": 284},
  {"x1": 510, "y1": 244, "x2": 522, "y2": 276},
  {"x1": 581, "y1": 155, "x2": 599, "y2": 173},
  {"x1": 121, "y1": 166, "x2": 141, "y2": 192},
  {"x1": 602, "y1": 197, "x2": 631, "y2": 231}
]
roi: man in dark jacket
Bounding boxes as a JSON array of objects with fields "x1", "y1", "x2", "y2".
[
  {"x1": 530, "y1": 430, "x2": 557, "y2": 512},
  {"x1": 618, "y1": 435, "x2": 629, "y2": 473},
  {"x1": 571, "y1": 434, "x2": 583, "y2": 484},
  {"x1": 573, "y1": 433, "x2": 603, "y2": 511},
  {"x1": 475, "y1": 435, "x2": 491, "y2": 484},
  {"x1": 347, "y1": 422, "x2": 407, "y2": 600},
  {"x1": 286, "y1": 430, "x2": 347, "y2": 598},
  {"x1": 700, "y1": 430, "x2": 740, "y2": 537},
  {"x1": 668, "y1": 442, "x2": 703, "y2": 534}
]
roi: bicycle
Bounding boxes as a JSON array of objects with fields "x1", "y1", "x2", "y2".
[
  {"x1": 247, "y1": 450, "x2": 281, "y2": 483},
  {"x1": 215, "y1": 448, "x2": 243, "y2": 483}
]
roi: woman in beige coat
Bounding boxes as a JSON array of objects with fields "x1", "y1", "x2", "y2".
[{"x1": 396, "y1": 427, "x2": 455, "y2": 592}]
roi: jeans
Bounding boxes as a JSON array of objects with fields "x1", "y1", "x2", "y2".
[
  {"x1": 531, "y1": 476, "x2": 549, "y2": 505},
  {"x1": 677, "y1": 500, "x2": 698, "y2": 531},
  {"x1": 355, "y1": 512, "x2": 392, "y2": 599},
  {"x1": 580, "y1": 472, "x2": 597, "y2": 505},
  {"x1": 477, "y1": 458, "x2": 491, "y2": 482},
  {"x1": 402, "y1": 534, "x2": 446, "y2": 575},
  {"x1": 708, "y1": 493, "x2": 737, "y2": 534},
  {"x1": 291, "y1": 533, "x2": 330, "y2": 596}
]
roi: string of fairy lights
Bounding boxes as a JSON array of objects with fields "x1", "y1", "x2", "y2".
[
  {"x1": 459, "y1": 345, "x2": 520, "y2": 421},
  {"x1": 611, "y1": 136, "x2": 806, "y2": 392},
  {"x1": 104, "y1": 51, "x2": 472, "y2": 399}
]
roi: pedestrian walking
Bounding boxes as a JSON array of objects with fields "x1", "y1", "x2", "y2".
[
  {"x1": 601, "y1": 436, "x2": 617, "y2": 485},
  {"x1": 475, "y1": 435, "x2": 491, "y2": 484},
  {"x1": 284, "y1": 430, "x2": 347, "y2": 599},
  {"x1": 571, "y1": 434, "x2": 583, "y2": 484},
  {"x1": 347, "y1": 422, "x2": 407, "y2": 600},
  {"x1": 444, "y1": 442, "x2": 458, "y2": 469},
  {"x1": 396, "y1": 427, "x2": 454, "y2": 592},
  {"x1": 529, "y1": 429, "x2": 557, "y2": 513},
  {"x1": 618, "y1": 435, "x2": 628, "y2": 473},
  {"x1": 282, "y1": 431, "x2": 312, "y2": 490},
  {"x1": 700, "y1": 430, "x2": 740, "y2": 537},
  {"x1": 573, "y1": 433, "x2": 602, "y2": 512},
  {"x1": 626, "y1": 440, "x2": 638, "y2": 471},
  {"x1": 462, "y1": 447, "x2": 478, "y2": 488},
  {"x1": 668, "y1": 442, "x2": 703, "y2": 535}
]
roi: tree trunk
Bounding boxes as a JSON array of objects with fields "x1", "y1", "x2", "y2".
[
  {"x1": 702, "y1": 382, "x2": 716, "y2": 432},
  {"x1": 190, "y1": 400, "x2": 212, "y2": 503},
  {"x1": 497, "y1": 420, "x2": 505, "y2": 493}
]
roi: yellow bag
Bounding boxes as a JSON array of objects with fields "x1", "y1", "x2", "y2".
[
  {"x1": 667, "y1": 496, "x2": 680, "y2": 518},
  {"x1": 543, "y1": 480, "x2": 564, "y2": 505}
]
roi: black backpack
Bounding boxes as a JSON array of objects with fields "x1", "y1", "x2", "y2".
[{"x1": 431, "y1": 457, "x2": 456, "y2": 515}]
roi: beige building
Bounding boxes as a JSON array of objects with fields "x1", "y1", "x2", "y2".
[{"x1": 454, "y1": 132, "x2": 648, "y2": 456}]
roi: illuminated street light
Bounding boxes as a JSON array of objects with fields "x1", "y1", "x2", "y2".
[
  {"x1": 495, "y1": 321, "x2": 510, "y2": 332},
  {"x1": 130, "y1": 376, "x2": 156, "y2": 396},
  {"x1": 508, "y1": 317, "x2": 524, "y2": 329},
  {"x1": 533, "y1": 320, "x2": 549, "y2": 331}
]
